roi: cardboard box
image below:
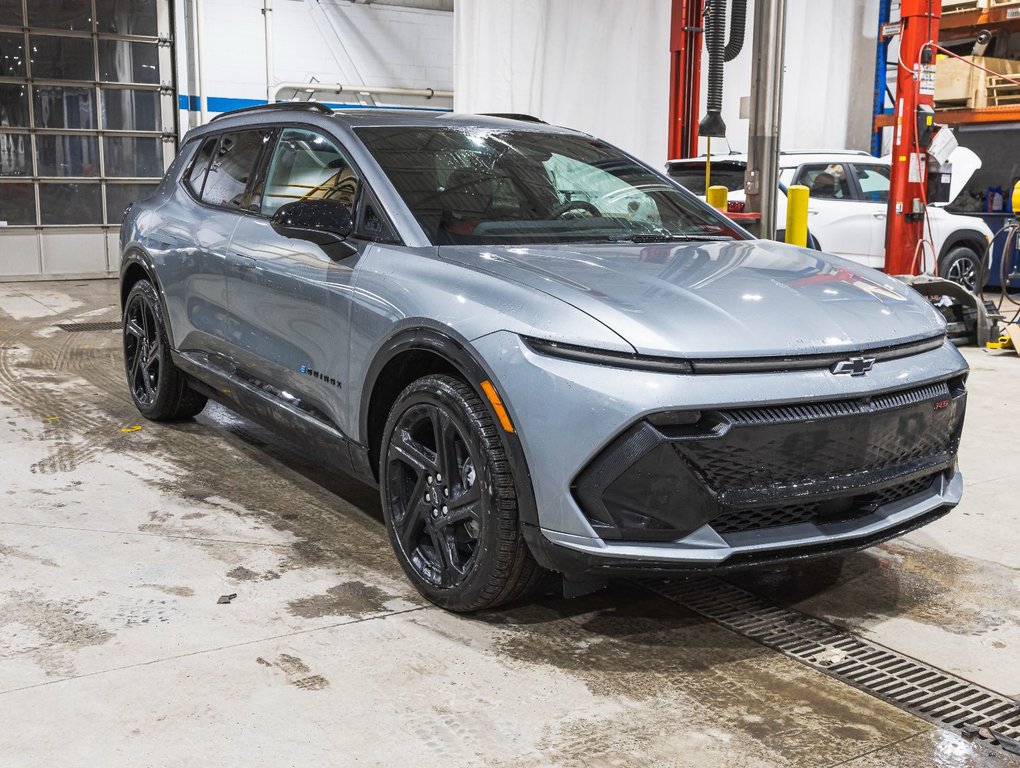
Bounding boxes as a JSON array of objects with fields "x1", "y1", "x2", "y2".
[{"x1": 935, "y1": 55, "x2": 1020, "y2": 108}]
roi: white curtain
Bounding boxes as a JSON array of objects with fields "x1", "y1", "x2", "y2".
[{"x1": 455, "y1": 0, "x2": 671, "y2": 167}]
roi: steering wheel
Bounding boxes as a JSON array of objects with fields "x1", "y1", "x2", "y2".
[{"x1": 551, "y1": 200, "x2": 602, "y2": 219}]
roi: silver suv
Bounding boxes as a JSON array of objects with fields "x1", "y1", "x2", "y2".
[{"x1": 120, "y1": 105, "x2": 968, "y2": 611}]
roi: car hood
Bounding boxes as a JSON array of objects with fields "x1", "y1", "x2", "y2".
[{"x1": 439, "y1": 239, "x2": 946, "y2": 357}]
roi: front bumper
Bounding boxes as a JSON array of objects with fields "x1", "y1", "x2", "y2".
[{"x1": 471, "y1": 332, "x2": 969, "y2": 578}]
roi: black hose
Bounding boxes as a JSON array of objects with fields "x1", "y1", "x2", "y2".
[
  {"x1": 699, "y1": 0, "x2": 727, "y2": 137},
  {"x1": 999, "y1": 227, "x2": 1020, "y2": 309},
  {"x1": 724, "y1": 0, "x2": 747, "y2": 62}
]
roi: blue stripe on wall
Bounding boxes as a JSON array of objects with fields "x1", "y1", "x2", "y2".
[{"x1": 177, "y1": 95, "x2": 451, "y2": 113}]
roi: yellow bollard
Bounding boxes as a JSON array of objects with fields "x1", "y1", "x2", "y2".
[
  {"x1": 1012, "y1": 180, "x2": 1020, "y2": 215},
  {"x1": 786, "y1": 184, "x2": 809, "y2": 247},
  {"x1": 706, "y1": 185, "x2": 728, "y2": 212}
]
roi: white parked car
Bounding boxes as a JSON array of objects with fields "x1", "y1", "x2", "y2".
[{"x1": 666, "y1": 150, "x2": 993, "y2": 288}]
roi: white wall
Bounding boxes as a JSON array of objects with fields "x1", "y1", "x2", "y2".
[
  {"x1": 175, "y1": 0, "x2": 455, "y2": 132},
  {"x1": 705, "y1": 0, "x2": 879, "y2": 156},
  {"x1": 454, "y1": 0, "x2": 671, "y2": 166},
  {"x1": 455, "y1": 0, "x2": 879, "y2": 166}
]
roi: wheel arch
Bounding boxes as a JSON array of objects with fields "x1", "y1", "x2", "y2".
[
  {"x1": 120, "y1": 250, "x2": 176, "y2": 347},
  {"x1": 361, "y1": 328, "x2": 539, "y2": 527},
  {"x1": 938, "y1": 228, "x2": 987, "y2": 262}
]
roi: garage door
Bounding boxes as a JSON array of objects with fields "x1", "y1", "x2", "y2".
[{"x1": 0, "y1": 0, "x2": 175, "y2": 280}]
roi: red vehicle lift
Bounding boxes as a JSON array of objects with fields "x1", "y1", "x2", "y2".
[
  {"x1": 667, "y1": 0, "x2": 705, "y2": 160},
  {"x1": 885, "y1": 0, "x2": 942, "y2": 276}
]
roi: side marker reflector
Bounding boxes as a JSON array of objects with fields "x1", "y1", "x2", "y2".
[{"x1": 480, "y1": 380, "x2": 515, "y2": 433}]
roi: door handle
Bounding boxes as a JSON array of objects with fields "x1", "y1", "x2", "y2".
[
  {"x1": 234, "y1": 255, "x2": 256, "y2": 270},
  {"x1": 873, "y1": 213, "x2": 887, "y2": 220}
]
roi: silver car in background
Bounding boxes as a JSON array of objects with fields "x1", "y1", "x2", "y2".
[{"x1": 119, "y1": 106, "x2": 968, "y2": 611}]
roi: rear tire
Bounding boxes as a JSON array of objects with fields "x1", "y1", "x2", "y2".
[
  {"x1": 939, "y1": 246, "x2": 980, "y2": 291},
  {"x1": 380, "y1": 374, "x2": 544, "y2": 612},
  {"x1": 123, "y1": 279, "x2": 207, "y2": 421}
]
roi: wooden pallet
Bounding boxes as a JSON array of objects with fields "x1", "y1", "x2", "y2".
[
  {"x1": 988, "y1": 0, "x2": 1020, "y2": 7},
  {"x1": 988, "y1": 75, "x2": 1020, "y2": 105},
  {"x1": 942, "y1": 0, "x2": 986, "y2": 11}
]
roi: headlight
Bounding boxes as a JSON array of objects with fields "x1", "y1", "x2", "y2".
[{"x1": 521, "y1": 336, "x2": 694, "y2": 373}]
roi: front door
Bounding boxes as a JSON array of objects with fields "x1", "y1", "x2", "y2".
[
  {"x1": 225, "y1": 127, "x2": 365, "y2": 435},
  {"x1": 794, "y1": 162, "x2": 882, "y2": 268}
]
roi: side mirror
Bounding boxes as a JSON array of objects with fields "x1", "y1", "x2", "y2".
[{"x1": 270, "y1": 199, "x2": 355, "y2": 250}]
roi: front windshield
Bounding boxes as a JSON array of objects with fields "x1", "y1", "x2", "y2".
[{"x1": 355, "y1": 127, "x2": 744, "y2": 245}]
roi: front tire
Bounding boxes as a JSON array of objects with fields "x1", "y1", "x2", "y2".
[
  {"x1": 123, "y1": 279, "x2": 207, "y2": 421},
  {"x1": 380, "y1": 374, "x2": 543, "y2": 612}
]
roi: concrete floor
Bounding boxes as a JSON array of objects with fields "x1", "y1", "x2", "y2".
[{"x1": 1, "y1": 279, "x2": 1018, "y2": 767}]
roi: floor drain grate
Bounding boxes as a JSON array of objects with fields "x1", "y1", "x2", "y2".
[
  {"x1": 646, "y1": 577, "x2": 1020, "y2": 755},
  {"x1": 56, "y1": 321, "x2": 121, "y2": 332}
]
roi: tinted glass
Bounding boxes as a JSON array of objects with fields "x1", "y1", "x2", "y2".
[
  {"x1": 667, "y1": 164, "x2": 746, "y2": 196},
  {"x1": 33, "y1": 86, "x2": 96, "y2": 129},
  {"x1": 0, "y1": 32, "x2": 26, "y2": 77},
  {"x1": 103, "y1": 136, "x2": 162, "y2": 177},
  {"x1": 185, "y1": 137, "x2": 216, "y2": 197},
  {"x1": 0, "y1": 82, "x2": 29, "y2": 126},
  {"x1": 106, "y1": 182, "x2": 157, "y2": 223},
  {"x1": 202, "y1": 131, "x2": 265, "y2": 208},
  {"x1": 0, "y1": 182, "x2": 35, "y2": 225},
  {"x1": 39, "y1": 182, "x2": 101, "y2": 224},
  {"x1": 100, "y1": 88, "x2": 160, "y2": 131},
  {"x1": 854, "y1": 164, "x2": 891, "y2": 203},
  {"x1": 0, "y1": 1, "x2": 25, "y2": 26},
  {"x1": 99, "y1": 40, "x2": 159, "y2": 84},
  {"x1": 357, "y1": 127, "x2": 741, "y2": 245},
  {"x1": 261, "y1": 128, "x2": 358, "y2": 216},
  {"x1": 96, "y1": 0, "x2": 158, "y2": 36},
  {"x1": 36, "y1": 134, "x2": 99, "y2": 176},
  {"x1": 794, "y1": 164, "x2": 852, "y2": 200},
  {"x1": 29, "y1": 35, "x2": 94, "y2": 80},
  {"x1": 28, "y1": 0, "x2": 92, "y2": 31},
  {"x1": 0, "y1": 132, "x2": 31, "y2": 176}
]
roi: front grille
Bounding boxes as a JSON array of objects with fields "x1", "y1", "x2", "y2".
[
  {"x1": 710, "y1": 473, "x2": 940, "y2": 536},
  {"x1": 672, "y1": 380, "x2": 964, "y2": 503},
  {"x1": 573, "y1": 377, "x2": 966, "y2": 542}
]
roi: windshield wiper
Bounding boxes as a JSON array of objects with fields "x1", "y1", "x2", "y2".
[{"x1": 609, "y1": 233, "x2": 733, "y2": 243}]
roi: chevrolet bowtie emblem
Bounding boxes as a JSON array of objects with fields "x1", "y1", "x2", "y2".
[{"x1": 830, "y1": 356, "x2": 876, "y2": 376}]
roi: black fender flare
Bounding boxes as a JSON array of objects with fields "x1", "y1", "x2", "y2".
[
  {"x1": 360, "y1": 327, "x2": 539, "y2": 528},
  {"x1": 938, "y1": 228, "x2": 987, "y2": 261},
  {"x1": 119, "y1": 249, "x2": 177, "y2": 348}
]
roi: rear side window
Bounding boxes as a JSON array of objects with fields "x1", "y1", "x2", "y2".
[
  {"x1": 184, "y1": 137, "x2": 217, "y2": 198},
  {"x1": 201, "y1": 130, "x2": 267, "y2": 209},
  {"x1": 853, "y1": 164, "x2": 891, "y2": 203}
]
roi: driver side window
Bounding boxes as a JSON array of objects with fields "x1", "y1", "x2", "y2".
[{"x1": 261, "y1": 128, "x2": 360, "y2": 217}]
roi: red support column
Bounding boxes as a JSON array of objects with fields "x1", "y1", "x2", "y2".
[
  {"x1": 667, "y1": 0, "x2": 705, "y2": 160},
  {"x1": 885, "y1": 0, "x2": 941, "y2": 275}
]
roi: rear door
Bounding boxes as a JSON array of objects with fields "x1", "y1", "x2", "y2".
[
  {"x1": 157, "y1": 130, "x2": 268, "y2": 359},
  {"x1": 792, "y1": 162, "x2": 881, "y2": 267},
  {"x1": 225, "y1": 126, "x2": 384, "y2": 435},
  {"x1": 848, "y1": 163, "x2": 895, "y2": 268}
]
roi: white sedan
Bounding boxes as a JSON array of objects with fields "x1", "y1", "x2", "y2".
[{"x1": 667, "y1": 150, "x2": 992, "y2": 288}]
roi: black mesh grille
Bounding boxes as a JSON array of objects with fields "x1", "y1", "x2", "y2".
[
  {"x1": 710, "y1": 473, "x2": 940, "y2": 536},
  {"x1": 673, "y1": 382, "x2": 963, "y2": 501}
]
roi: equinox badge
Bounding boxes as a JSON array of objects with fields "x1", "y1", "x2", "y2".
[{"x1": 831, "y1": 357, "x2": 876, "y2": 377}]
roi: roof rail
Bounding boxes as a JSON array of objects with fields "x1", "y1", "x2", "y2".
[
  {"x1": 209, "y1": 101, "x2": 333, "y2": 122},
  {"x1": 779, "y1": 149, "x2": 872, "y2": 156},
  {"x1": 478, "y1": 113, "x2": 546, "y2": 124}
]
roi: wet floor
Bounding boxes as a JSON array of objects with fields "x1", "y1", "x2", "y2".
[{"x1": 1, "y1": 280, "x2": 1018, "y2": 767}]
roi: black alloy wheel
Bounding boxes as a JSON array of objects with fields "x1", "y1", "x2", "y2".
[
  {"x1": 124, "y1": 289, "x2": 162, "y2": 409},
  {"x1": 122, "y1": 279, "x2": 207, "y2": 421},
  {"x1": 380, "y1": 374, "x2": 543, "y2": 612}
]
